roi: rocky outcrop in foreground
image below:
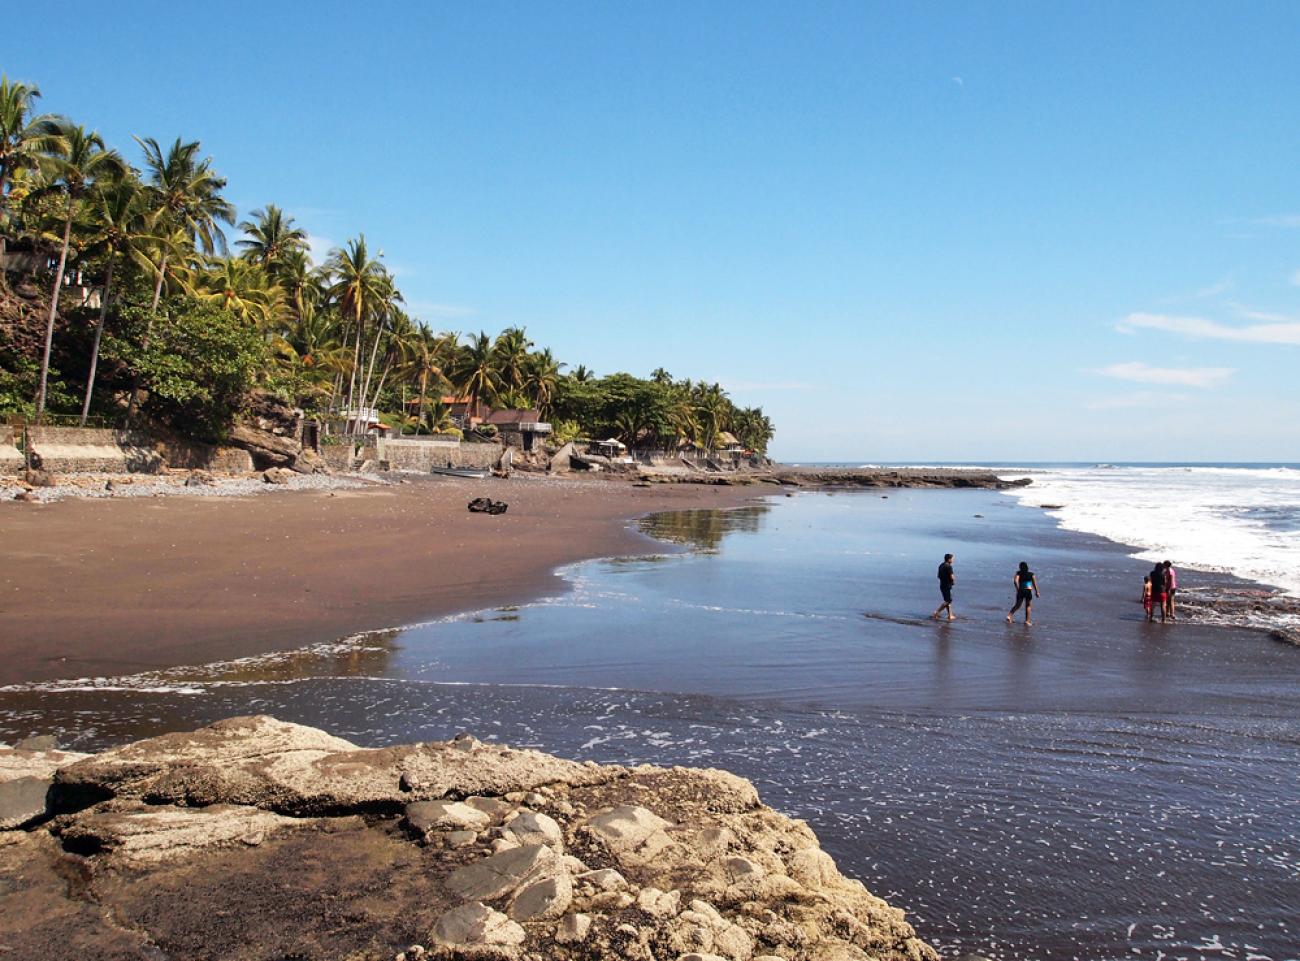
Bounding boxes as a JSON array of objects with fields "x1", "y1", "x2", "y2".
[{"x1": 0, "y1": 716, "x2": 936, "y2": 961}]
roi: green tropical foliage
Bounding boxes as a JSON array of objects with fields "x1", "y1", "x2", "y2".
[{"x1": 0, "y1": 70, "x2": 775, "y2": 453}]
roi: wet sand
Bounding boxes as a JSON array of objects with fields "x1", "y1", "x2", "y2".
[{"x1": 0, "y1": 475, "x2": 758, "y2": 685}]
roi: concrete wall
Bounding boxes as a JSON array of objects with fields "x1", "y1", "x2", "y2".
[
  {"x1": 0, "y1": 427, "x2": 24, "y2": 476},
  {"x1": 379, "y1": 437, "x2": 460, "y2": 472},
  {"x1": 372, "y1": 437, "x2": 503, "y2": 472},
  {"x1": 120, "y1": 431, "x2": 253, "y2": 473},
  {"x1": 321, "y1": 443, "x2": 355, "y2": 471},
  {"x1": 27, "y1": 427, "x2": 129, "y2": 474},
  {"x1": 455, "y1": 442, "x2": 505, "y2": 470}
]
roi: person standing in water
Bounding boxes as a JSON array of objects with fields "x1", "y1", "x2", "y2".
[
  {"x1": 1163, "y1": 560, "x2": 1178, "y2": 621},
  {"x1": 1142, "y1": 575, "x2": 1153, "y2": 620},
  {"x1": 1148, "y1": 562, "x2": 1167, "y2": 623},
  {"x1": 933, "y1": 553, "x2": 956, "y2": 621},
  {"x1": 1006, "y1": 561, "x2": 1040, "y2": 625}
]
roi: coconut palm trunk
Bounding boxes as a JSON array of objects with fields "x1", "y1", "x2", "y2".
[
  {"x1": 355, "y1": 320, "x2": 385, "y2": 432},
  {"x1": 35, "y1": 198, "x2": 76, "y2": 416},
  {"x1": 79, "y1": 257, "x2": 115, "y2": 425},
  {"x1": 344, "y1": 317, "x2": 364, "y2": 432}
]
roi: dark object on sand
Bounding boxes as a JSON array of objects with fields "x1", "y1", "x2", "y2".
[{"x1": 468, "y1": 497, "x2": 508, "y2": 515}]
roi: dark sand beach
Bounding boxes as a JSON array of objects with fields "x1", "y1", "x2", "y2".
[{"x1": 0, "y1": 475, "x2": 757, "y2": 685}]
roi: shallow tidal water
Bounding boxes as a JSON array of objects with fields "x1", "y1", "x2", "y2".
[{"x1": 3, "y1": 490, "x2": 1298, "y2": 961}]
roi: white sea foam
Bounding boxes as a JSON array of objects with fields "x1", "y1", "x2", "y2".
[{"x1": 1001, "y1": 466, "x2": 1300, "y2": 596}]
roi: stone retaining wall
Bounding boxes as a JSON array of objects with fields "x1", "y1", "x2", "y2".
[
  {"x1": 379, "y1": 437, "x2": 461, "y2": 471},
  {"x1": 26, "y1": 427, "x2": 129, "y2": 474},
  {"x1": 0, "y1": 427, "x2": 23, "y2": 476},
  {"x1": 455, "y1": 441, "x2": 505, "y2": 470}
]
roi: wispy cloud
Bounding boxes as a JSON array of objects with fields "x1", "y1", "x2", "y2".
[
  {"x1": 1117, "y1": 311, "x2": 1300, "y2": 346},
  {"x1": 305, "y1": 233, "x2": 335, "y2": 264},
  {"x1": 1192, "y1": 278, "x2": 1233, "y2": 299},
  {"x1": 1094, "y1": 361, "x2": 1235, "y2": 389},
  {"x1": 1240, "y1": 214, "x2": 1300, "y2": 228},
  {"x1": 1154, "y1": 277, "x2": 1234, "y2": 306},
  {"x1": 1086, "y1": 390, "x2": 1193, "y2": 411}
]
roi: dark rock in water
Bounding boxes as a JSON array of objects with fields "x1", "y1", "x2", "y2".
[
  {"x1": 1176, "y1": 586, "x2": 1300, "y2": 646},
  {"x1": 767, "y1": 467, "x2": 1029, "y2": 491},
  {"x1": 0, "y1": 775, "x2": 51, "y2": 830}
]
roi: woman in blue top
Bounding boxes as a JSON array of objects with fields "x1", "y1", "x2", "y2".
[{"x1": 1006, "y1": 561, "x2": 1040, "y2": 626}]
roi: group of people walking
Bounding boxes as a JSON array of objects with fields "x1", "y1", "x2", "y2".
[
  {"x1": 931, "y1": 554, "x2": 1041, "y2": 625},
  {"x1": 932, "y1": 553, "x2": 1179, "y2": 626},
  {"x1": 1143, "y1": 560, "x2": 1178, "y2": 622}
]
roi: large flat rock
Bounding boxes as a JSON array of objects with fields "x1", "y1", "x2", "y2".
[{"x1": 13, "y1": 716, "x2": 937, "y2": 961}]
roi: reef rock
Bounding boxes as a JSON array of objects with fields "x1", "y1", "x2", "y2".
[{"x1": 2, "y1": 715, "x2": 937, "y2": 961}]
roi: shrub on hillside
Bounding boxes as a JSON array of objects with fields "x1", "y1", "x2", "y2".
[{"x1": 106, "y1": 298, "x2": 268, "y2": 441}]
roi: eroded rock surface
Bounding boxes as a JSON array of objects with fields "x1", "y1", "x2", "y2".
[{"x1": 3, "y1": 715, "x2": 937, "y2": 961}]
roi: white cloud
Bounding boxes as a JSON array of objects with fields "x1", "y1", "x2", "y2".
[
  {"x1": 1117, "y1": 311, "x2": 1300, "y2": 346},
  {"x1": 1248, "y1": 214, "x2": 1300, "y2": 227},
  {"x1": 305, "y1": 233, "x2": 335, "y2": 264},
  {"x1": 1095, "y1": 361, "x2": 1235, "y2": 389}
]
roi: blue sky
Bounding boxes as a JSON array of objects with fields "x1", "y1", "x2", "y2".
[{"x1": 6, "y1": 2, "x2": 1299, "y2": 461}]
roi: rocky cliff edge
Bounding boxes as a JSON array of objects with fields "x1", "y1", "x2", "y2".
[{"x1": 0, "y1": 715, "x2": 936, "y2": 961}]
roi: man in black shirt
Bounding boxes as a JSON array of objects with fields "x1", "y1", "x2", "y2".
[{"x1": 932, "y1": 553, "x2": 956, "y2": 621}]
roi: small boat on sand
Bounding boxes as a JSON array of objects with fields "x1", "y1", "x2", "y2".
[{"x1": 429, "y1": 466, "x2": 490, "y2": 479}]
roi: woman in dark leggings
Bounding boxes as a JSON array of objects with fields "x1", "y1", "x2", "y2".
[{"x1": 1006, "y1": 561, "x2": 1040, "y2": 626}]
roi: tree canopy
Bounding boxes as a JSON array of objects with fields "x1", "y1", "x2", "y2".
[{"x1": 0, "y1": 69, "x2": 775, "y2": 452}]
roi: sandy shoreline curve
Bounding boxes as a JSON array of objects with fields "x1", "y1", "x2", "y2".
[{"x1": 0, "y1": 475, "x2": 761, "y2": 686}]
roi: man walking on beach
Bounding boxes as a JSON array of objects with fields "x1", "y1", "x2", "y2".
[
  {"x1": 1163, "y1": 560, "x2": 1178, "y2": 621},
  {"x1": 933, "y1": 553, "x2": 956, "y2": 621}
]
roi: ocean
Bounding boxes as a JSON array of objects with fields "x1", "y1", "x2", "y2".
[{"x1": 3, "y1": 466, "x2": 1298, "y2": 960}]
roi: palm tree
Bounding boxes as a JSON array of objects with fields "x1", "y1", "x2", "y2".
[
  {"x1": 525, "y1": 347, "x2": 565, "y2": 415},
  {"x1": 692, "y1": 382, "x2": 728, "y2": 450},
  {"x1": 196, "y1": 256, "x2": 283, "y2": 328},
  {"x1": 325, "y1": 236, "x2": 391, "y2": 428},
  {"x1": 236, "y1": 204, "x2": 306, "y2": 272},
  {"x1": 570, "y1": 364, "x2": 594, "y2": 383},
  {"x1": 275, "y1": 247, "x2": 317, "y2": 319},
  {"x1": 650, "y1": 367, "x2": 672, "y2": 385},
  {"x1": 78, "y1": 173, "x2": 156, "y2": 423},
  {"x1": 135, "y1": 136, "x2": 235, "y2": 311},
  {"x1": 33, "y1": 121, "x2": 126, "y2": 414},
  {"x1": 0, "y1": 75, "x2": 64, "y2": 281},
  {"x1": 403, "y1": 327, "x2": 457, "y2": 430},
  {"x1": 450, "y1": 331, "x2": 499, "y2": 427},
  {"x1": 492, "y1": 326, "x2": 532, "y2": 392}
]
